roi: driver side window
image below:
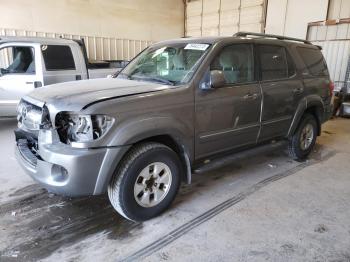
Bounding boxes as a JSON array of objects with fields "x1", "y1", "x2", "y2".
[
  {"x1": 0, "y1": 46, "x2": 35, "y2": 75},
  {"x1": 211, "y1": 44, "x2": 254, "y2": 85}
]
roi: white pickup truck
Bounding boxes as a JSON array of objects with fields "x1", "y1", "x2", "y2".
[{"x1": 0, "y1": 37, "x2": 127, "y2": 116}]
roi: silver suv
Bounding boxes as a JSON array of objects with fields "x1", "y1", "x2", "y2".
[{"x1": 15, "y1": 32, "x2": 333, "y2": 221}]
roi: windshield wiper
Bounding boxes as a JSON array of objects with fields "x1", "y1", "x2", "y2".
[
  {"x1": 129, "y1": 75, "x2": 175, "y2": 86},
  {"x1": 117, "y1": 72, "x2": 131, "y2": 79}
]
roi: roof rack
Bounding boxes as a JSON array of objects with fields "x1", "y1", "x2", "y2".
[{"x1": 233, "y1": 31, "x2": 312, "y2": 45}]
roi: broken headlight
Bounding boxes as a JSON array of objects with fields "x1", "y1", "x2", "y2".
[
  {"x1": 56, "y1": 113, "x2": 114, "y2": 144},
  {"x1": 17, "y1": 100, "x2": 51, "y2": 131}
]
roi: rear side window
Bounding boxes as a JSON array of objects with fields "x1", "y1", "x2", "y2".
[
  {"x1": 297, "y1": 47, "x2": 328, "y2": 76},
  {"x1": 42, "y1": 45, "x2": 76, "y2": 71},
  {"x1": 258, "y1": 45, "x2": 295, "y2": 81}
]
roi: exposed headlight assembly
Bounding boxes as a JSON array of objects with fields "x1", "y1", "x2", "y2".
[
  {"x1": 17, "y1": 100, "x2": 51, "y2": 131},
  {"x1": 56, "y1": 113, "x2": 114, "y2": 144}
]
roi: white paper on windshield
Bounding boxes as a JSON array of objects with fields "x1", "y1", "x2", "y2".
[{"x1": 184, "y1": 43, "x2": 209, "y2": 51}]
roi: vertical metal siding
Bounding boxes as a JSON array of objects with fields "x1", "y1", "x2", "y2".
[
  {"x1": 185, "y1": 0, "x2": 266, "y2": 37},
  {"x1": 328, "y1": 0, "x2": 350, "y2": 20},
  {"x1": 307, "y1": 23, "x2": 350, "y2": 88},
  {"x1": 0, "y1": 28, "x2": 153, "y2": 61}
]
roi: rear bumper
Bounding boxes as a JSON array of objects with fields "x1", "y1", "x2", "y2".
[
  {"x1": 15, "y1": 129, "x2": 129, "y2": 197},
  {"x1": 323, "y1": 103, "x2": 333, "y2": 123},
  {"x1": 342, "y1": 102, "x2": 350, "y2": 116}
]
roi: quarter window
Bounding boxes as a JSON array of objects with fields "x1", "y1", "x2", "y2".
[
  {"x1": 297, "y1": 47, "x2": 328, "y2": 76},
  {"x1": 211, "y1": 44, "x2": 254, "y2": 84},
  {"x1": 259, "y1": 45, "x2": 294, "y2": 81},
  {"x1": 42, "y1": 45, "x2": 76, "y2": 71}
]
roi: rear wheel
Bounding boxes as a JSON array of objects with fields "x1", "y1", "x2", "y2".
[
  {"x1": 288, "y1": 113, "x2": 318, "y2": 160},
  {"x1": 108, "y1": 142, "x2": 181, "y2": 221}
]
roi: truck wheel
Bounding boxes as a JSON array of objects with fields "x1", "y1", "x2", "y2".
[
  {"x1": 108, "y1": 142, "x2": 181, "y2": 221},
  {"x1": 288, "y1": 113, "x2": 318, "y2": 160}
]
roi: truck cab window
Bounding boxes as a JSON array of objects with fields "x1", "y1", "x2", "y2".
[
  {"x1": 0, "y1": 46, "x2": 35, "y2": 76},
  {"x1": 210, "y1": 44, "x2": 254, "y2": 84},
  {"x1": 42, "y1": 45, "x2": 76, "y2": 71}
]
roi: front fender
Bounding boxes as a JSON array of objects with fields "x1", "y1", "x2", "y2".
[
  {"x1": 93, "y1": 116, "x2": 194, "y2": 193},
  {"x1": 109, "y1": 116, "x2": 194, "y2": 159}
]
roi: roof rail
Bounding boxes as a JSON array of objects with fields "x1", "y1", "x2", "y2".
[{"x1": 233, "y1": 31, "x2": 312, "y2": 45}]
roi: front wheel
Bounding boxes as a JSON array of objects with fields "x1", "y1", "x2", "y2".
[
  {"x1": 288, "y1": 113, "x2": 318, "y2": 160},
  {"x1": 108, "y1": 142, "x2": 181, "y2": 221}
]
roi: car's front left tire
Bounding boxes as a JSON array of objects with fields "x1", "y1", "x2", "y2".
[{"x1": 108, "y1": 142, "x2": 181, "y2": 221}]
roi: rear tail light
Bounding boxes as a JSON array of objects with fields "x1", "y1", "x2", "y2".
[{"x1": 329, "y1": 81, "x2": 334, "y2": 96}]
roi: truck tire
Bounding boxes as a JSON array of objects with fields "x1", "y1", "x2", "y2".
[
  {"x1": 288, "y1": 113, "x2": 318, "y2": 160},
  {"x1": 108, "y1": 142, "x2": 181, "y2": 221}
]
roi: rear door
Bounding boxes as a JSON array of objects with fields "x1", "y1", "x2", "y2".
[
  {"x1": 296, "y1": 46, "x2": 331, "y2": 105},
  {"x1": 195, "y1": 43, "x2": 262, "y2": 159},
  {"x1": 41, "y1": 44, "x2": 84, "y2": 85},
  {"x1": 0, "y1": 43, "x2": 43, "y2": 116},
  {"x1": 257, "y1": 44, "x2": 303, "y2": 142}
]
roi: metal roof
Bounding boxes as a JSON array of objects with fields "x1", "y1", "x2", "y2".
[{"x1": 0, "y1": 36, "x2": 76, "y2": 45}]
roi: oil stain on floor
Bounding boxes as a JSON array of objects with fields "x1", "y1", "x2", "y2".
[{"x1": 0, "y1": 186, "x2": 141, "y2": 261}]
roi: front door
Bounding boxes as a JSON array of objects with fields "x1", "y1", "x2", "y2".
[
  {"x1": 195, "y1": 44, "x2": 262, "y2": 159},
  {"x1": 0, "y1": 43, "x2": 43, "y2": 116}
]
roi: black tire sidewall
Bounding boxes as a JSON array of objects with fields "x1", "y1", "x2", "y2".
[
  {"x1": 119, "y1": 147, "x2": 181, "y2": 221},
  {"x1": 293, "y1": 114, "x2": 318, "y2": 159}
]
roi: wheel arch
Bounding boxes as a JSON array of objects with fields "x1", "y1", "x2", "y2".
[
  {"x1": 288, "y1": 96, "x2": 324, "y2": 137},
  {"x1": 131, "y1": 134, "x2": 192, "y2": 184},
  {"x1": 94, "y1": 117, "x2": 194, "y2": 195}
]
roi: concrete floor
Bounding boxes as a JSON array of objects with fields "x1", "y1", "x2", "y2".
[{"x1": 0, "y1": 118, "x2": 349, "y2": 262}]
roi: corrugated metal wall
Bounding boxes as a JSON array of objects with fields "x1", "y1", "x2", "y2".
[
  {"x1": 185, "y1": 0, "x2": 266, "y2": 37},
  {"x1": 265, "y1": 0, "x2": 328, "y2": 39},
  {"x1": 0, "y1": 28, "x2": 154, "y2": 61},
  {"x1": 328, "y1": 0, "x2": 350, "y2": 20},
  {"x1": 307, "y1": 21, "x2": 350, "y2": 88}
]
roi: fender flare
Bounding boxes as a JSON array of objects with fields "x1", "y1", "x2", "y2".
[
  {"x1": 109, "y1": 116, "x2": 192, "y2": 149},
  {"x1": 287, "y1": 95, "x2": 325, "y2": 137},
  {"x1": 100, "y1": 116, "x2": 193, "y2": 190}
]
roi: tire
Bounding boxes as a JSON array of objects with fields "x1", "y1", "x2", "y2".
[
  {"x1": 288, "y1": 113, "x2": 318, "y2": 160},
  {"x1": 108, "y1": 142, "x2": 182, "y2": 221}
]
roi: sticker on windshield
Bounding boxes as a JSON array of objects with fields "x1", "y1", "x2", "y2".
[{"x1": 184, "y1": 43, "x2": 209, "y2": 51}]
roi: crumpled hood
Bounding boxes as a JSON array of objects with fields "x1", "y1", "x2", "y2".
[{"x1": 25, "y1": 78, "x2": 171, "y2": 112}]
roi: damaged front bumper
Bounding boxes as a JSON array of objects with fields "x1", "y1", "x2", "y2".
[{"x1": 15, "y1": 128, "x2": 129, "y2": 197}]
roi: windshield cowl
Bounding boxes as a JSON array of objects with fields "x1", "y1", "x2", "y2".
[{"x1": 119, "y1": 74, "x2": 176, "y2": 86}]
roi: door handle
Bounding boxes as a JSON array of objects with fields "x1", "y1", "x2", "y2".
[
  {"x1": 243, "y1": 93, "x2": 258, "y2": 100},
  {"x1": 34, "y1": 81, "x2": 42, "y2": 88},
  {"x1": 293, "y1": 87, "x2": 304, "y2": 94},
  {"x1": 25, "y1": 82, "x2": 33, "y2": 85}
]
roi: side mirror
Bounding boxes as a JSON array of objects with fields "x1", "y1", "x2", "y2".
[{"x1": 210, "y1": 70, "x2": 225, "y2": 88}]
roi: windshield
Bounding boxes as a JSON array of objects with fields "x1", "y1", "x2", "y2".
[{"x1": 117, "y1": 42, "x2": 211, "y2": 85}]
